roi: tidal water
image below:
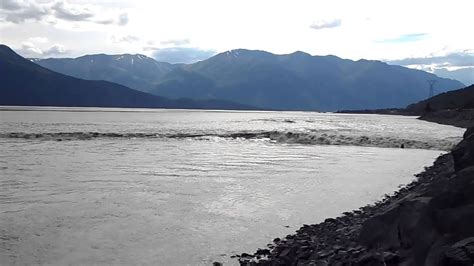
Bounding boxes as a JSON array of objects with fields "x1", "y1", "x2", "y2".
[{"x1": 0, "y1": 107, "x2": 464, "y2": 265}]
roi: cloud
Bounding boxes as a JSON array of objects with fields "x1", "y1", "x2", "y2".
[
  {"x1": 43, "y1": 44, "x2": 67, "y2": 56},
  {"x1": 0, "y1": 0, "x2": 129, "y2": 26},
  {"x1": 147, "y1": 47, "x2": 216, "y2": 64},
  {"x1": 1, "y1": 0, "x2": 22, "y2": 11},
  {"x1": 95, "y1": 18, "x2": 114, "y2": 25},
  {"x1": 376, "y1": 33, "x2": 429, "y2": 43},
  {"x1": 28, "y1": 36, "x2": 48, "y2": 43},
  {"x1": 0, "y1": 0, "x2": 48, "y2": 23},
  {"x1": 117, "y1": 13, "x2": 128, "y2": 26},
  {"x1": 112, "y1": 35, "x2": 139, "y2": 43},
  {"x1": 20, "y1": 41, "x2": 43, "y2": 56},
  {"x1": 160, "y1": 38, "x2": 190, "y2": 46},
  {"x1": 386, "y1": 50, "x2": 474, "y2": 85},
  {"x1": 96, "y1": 13, "x2": 128, "y2": 26},
  {"x1": 387, "y1": 51, "x2": 474, "y2": 67},
  {"x1": 52, "y1": 2, "x2": 94, "y2": 22},
  {"x1": 309, "y1": 19, "x2": 341, "y2": 30},
  {"x1": 17, "y1": 42, "x2": 68, "y2": 57}
]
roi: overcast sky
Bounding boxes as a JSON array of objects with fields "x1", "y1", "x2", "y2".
[{"x1": 1, "y1": 0, "x2": 473, "y2": 83}]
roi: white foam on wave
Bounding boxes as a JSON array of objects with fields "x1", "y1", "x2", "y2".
[
  {"x1": 263, "y1": 131, "x2": 459, "y2": 151},
  {"x1": 1, "y1": 130, "x2": 459, "y2": 151}
]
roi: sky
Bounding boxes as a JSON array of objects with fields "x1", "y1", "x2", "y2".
[{"x1": 1, "y1": 0, "x2": 473, "y2": 84}]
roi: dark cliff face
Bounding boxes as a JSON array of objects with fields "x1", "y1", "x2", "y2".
[
  {"x1": 407, "y1": 84, "x2": 474, "y2": 113},
  {"x1": 452, "y1": 127, "x2": 474, "y2": 171}
]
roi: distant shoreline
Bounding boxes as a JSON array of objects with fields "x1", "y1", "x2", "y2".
[
  {"x1": 338, "y1": 108, "x2": 474, "y2": 128},
  {"x1": 336, "y1": 107, "x2": 417, "y2": 116},
  {"x1": 0, "y1": 104, "x2": 417, "y2": 115},
  {"x1": 0, "y1": 105, "x2": 278, "y2": 113}
]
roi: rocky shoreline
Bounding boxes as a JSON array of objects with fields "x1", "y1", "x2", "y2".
[
  {"x1": 419, "y1": 109, "x2": 474, "y2": 129},
  {"x1": 238, "y1": 120, "x2": 474, "y2": 265}
]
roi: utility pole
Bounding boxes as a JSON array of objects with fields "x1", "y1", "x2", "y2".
[{"x1": 427, "y1": 80, "x2": 437, "y2": 98}]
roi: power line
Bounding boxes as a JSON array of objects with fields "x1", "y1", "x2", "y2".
[{"x1": 427, "y1": 79, "x2": 437, "y2": 98}]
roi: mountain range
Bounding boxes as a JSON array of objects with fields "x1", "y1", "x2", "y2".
[
  {"x1": 32, "y1": 49, "x2": 465, "y2": 111},
  {"x1": 31, "y1": 53, "x2": 179, "y2": 92},
  {"x1": 0, "y1": 44, "x2": 253, "y2": 110}
]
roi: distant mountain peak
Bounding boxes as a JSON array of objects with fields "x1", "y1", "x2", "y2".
[
  {"x1": 31, "y1": 50, "x2": 180, "y2": 92},
  {"x1": 217, "y1": 49, "x2": 318, "y2": 60},
  {"x1": 288, "y1": 51, "x2": 312, "y2": 57},
  {"x1": 0, "y1": 44, "x2": 19, "y2": 58},
  {"x1": 217, "y1": 49, "x2": 273, "y2": 58},
  {"x1": 113, "y1": 54, "x2": 151, "y2": 65},
  {"x1": 114, "y1": 54, "x2": 150, "y2": 60},
  {"x1": 0, "y1": 44, "x2": 14, "y2": 52},
  {"x1": 356, "y1": 58, "x2": 384, "y2": 64},
  {"x1": 224, "y1": 49, "x2": 241, "y2": 58}
]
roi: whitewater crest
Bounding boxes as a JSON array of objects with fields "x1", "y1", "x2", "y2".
[{"x1": 1, "y1": 130, "x2": 460, "y2": 151}]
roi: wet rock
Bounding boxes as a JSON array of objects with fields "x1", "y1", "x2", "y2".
[
  {"x1": 382, "y1": 251, "x2": 399, "y2": 263},
  {"x1": 359, "y1": 196, "x2": 435, "y2": 252},
  {"x1": 442, "y1": 237, "x2": 474, "y2": 265},
  {"x1": 463, "y1": 127, "x2": 474, "y2": 139},
  {"x1": 315, "y1": 249, "x2": 333, "y2": 258},
  {"x1": 314, "y1": 260, "x2": 328, "y2": 266},
  {"x1": 443, "y1": 248, "x2": 472, "y2": 265},
  {"x1": 255, "y1": 249, "x2": 270, "y2": 256},
  {"x1": 357, "y1": 252, "x2": 384, "y2": 266},
  {"x1": 452, "y1": 127, "x2": 474, "y2": 171},
  {"x1": 296, "y1": 250, "x2": 311, "y2": 261},
  {"x1": 240, "y1": 253, "x2": 253, "y2": 258},
  {"x1": 323, "y1": 218, "x2": 336, "y2": 224},
  {"x1": 454, "y1": 237, "x2": 474, "y2": 257},
  {"x1": 278, "y1": 246, "x2": 297, "y2": 259}
]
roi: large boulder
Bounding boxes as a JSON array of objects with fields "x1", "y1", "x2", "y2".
[
  {"x1": 358, "y1": 163, "x2": 474, "y2": 265},
  {"x1": 358, "y1": 196, "x2": 439, "y2": 265},
  {"x1": 441, "y1": 237, "x2": 474, "y2": 266},
  {"x1": 452, "y1": 127, "x2": 474, "y2": 171}
]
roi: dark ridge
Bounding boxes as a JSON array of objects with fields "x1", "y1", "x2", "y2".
[
  {"x1": 406, "y1": 84, "x2": 474, "y2": 112},
  {"x1": 338, "y1": 84, "x2": 474, "y2": 128},
  {"x1": 409, "y1": 84, "x2": 474, "y2": 128}
]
